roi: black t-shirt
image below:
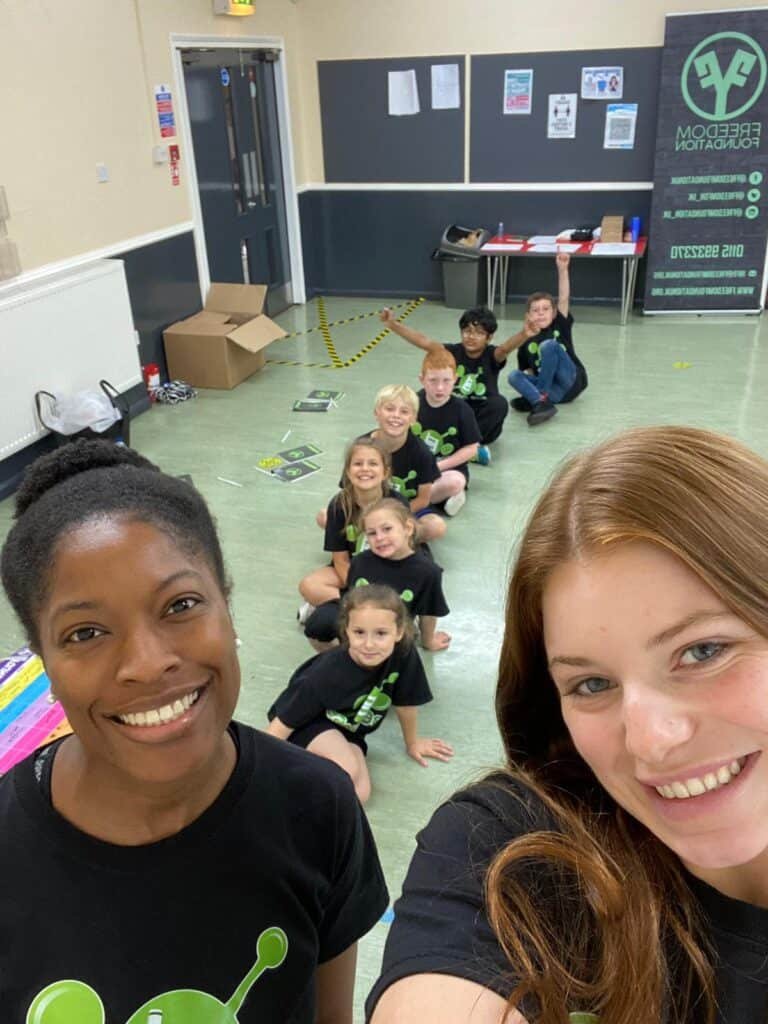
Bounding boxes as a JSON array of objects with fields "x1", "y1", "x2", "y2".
[
  {"x1": 268, "y1": 645, "x2": 432, "y2": 739},
  {"x1": 444, "y1": 342, "x2": 505, "y2": 402},
  {"x1": 360, "y1": 431, "x2": 439, "y2": 502},
  {"x1": 366, "y1": 777, "x2": 768, "y2": 1022},
  {"x1": 1, "y1": 722, "x2": 388, "y2": 1024},
  {"x1": 413, "y1": 392, "x2": 482, "y2": 481},
  {"x1": 324, "y1": 487, "x2": 408, "y2": 555},
  {"x1": 347, "y1": 549, "x2": 449, "y2": 618},
  {"x1": 516, "y1": 311, "x2": 588, "y2": 399}
]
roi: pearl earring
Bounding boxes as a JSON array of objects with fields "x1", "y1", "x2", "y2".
[{"x1": 235, "y1": 637, "x2": 243, "y2": 648}]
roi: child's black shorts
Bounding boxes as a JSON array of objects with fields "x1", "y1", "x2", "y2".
[{"x1": 288, "y1": 718, "x2": 369, "y2": 755}]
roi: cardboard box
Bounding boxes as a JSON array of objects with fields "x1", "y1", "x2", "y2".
[
  {"x1": 600, "y1": 215, "x2": 625, "y2": 244},
  {"x1": 163, "y1": 283, "x2": 287, "y2": 389}
]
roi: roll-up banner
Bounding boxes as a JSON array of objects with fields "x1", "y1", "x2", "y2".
[{"x1": 644, "y1": 8, "x2": 768, "y2": 313}]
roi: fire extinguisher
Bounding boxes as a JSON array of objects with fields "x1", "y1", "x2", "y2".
[{"x1": 143, "y1": 363, "x2": 160, "y2": 400}]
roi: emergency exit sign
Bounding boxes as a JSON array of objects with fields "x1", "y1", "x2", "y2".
[{"x1": 213, "y1": 0, "x2": 255, "y2": 14}]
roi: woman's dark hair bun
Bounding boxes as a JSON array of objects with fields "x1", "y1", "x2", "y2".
[{"x1": 14, "y1": 439, "x2": 158, "y2": 519}]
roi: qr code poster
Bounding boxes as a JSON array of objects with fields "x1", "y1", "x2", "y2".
[{"x1": 604, "y1": 103, "x2": 638, "y2": 150}]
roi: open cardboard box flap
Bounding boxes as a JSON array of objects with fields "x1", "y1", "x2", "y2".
[
  {"x1": 229, "y1": 315, "x2": 287, "y2": 354},
  {"x1": 206, "y1": 283, "x2": 268, "y2": 321},
  {"x1": 166, "y1": 311, "x2": 231, "y2": 334}
]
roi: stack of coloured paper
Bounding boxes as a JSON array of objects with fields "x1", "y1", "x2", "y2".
[{"x1": 0, "y1": 648, "x2": 71, "y2": 775}]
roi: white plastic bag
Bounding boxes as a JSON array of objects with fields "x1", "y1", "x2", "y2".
[{"x1": 44, "y1": 390, "x2": 121, "y2": 435}]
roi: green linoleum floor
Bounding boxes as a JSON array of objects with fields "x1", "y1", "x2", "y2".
[{"x1": 2, "y1": 295, "x2": 768, "y2": 1020}]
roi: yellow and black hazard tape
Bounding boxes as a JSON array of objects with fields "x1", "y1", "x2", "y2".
[
  {"x1": 341, "y1": 298, "x2": 423, "y2": 366},
  {"x1": 316, "y1": 296, "x2": 344, "y2": 368},
  {"x1": 267, "y1": 297, "x2": 424, "y2": 371},
  {"x1": 276, "y1": 299, "x2": 415, "y2": 342}
]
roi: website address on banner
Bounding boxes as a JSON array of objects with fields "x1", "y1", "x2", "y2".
[
  {"x1": 650, "y1": 286, "x2": 755, "y2": 296},
  {"x1": 653, "y1": 270, "x2": 749, "y2": 280},
  {"x1": 664, "y1": 209, "x2": 743, "y2": 219}
]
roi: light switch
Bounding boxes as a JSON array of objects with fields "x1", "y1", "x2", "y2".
[{"x1": 96, "y1": 163, "x2": 109, "y2": 183}]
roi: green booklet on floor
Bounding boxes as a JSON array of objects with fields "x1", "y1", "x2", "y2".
[
  {"x1": 293, "y1": 398, "x2": 331, "y2": 412},
  {"x1": 272, "y1": 459, "x2": 321, "y2": 482}
]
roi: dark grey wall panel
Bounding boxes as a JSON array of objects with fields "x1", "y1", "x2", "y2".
[
  {"x1": 299, "y1": 188, "x2": 651, "y2": 302},
  {"x1": 319, "y1": 57, "x2": 465, "y2": 182},
  {"x1": 116, "y1": 230, "x2": 201, "y2": 380},
  {"x1": 471, "y1": 48, "x2": 662, "y2": 182}
]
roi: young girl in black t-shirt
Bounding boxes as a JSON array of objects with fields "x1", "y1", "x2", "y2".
[
  {"x1": 304, "y1": 498, "x2": 452, "y2": 651},
  {"x1": 298, "y1": 438, "x2": 403, "y2": 620},
  {"x1": 268, "y1": 585, "x2": 453, "y2": 803}
]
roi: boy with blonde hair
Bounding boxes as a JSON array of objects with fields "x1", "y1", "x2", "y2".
[
  {"x1": 413, "y1": 348, "x2": 480, "y2": 517},
  {"x1": 364, "y1": 384, "x2": 446, "y2": 542}
]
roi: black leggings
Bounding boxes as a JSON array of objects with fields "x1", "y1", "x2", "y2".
[
  {"x1": 304, "y1": 599, "x2": 341, "y2": 642},
  {"x1": 468, "y1": 395, "x2": 508, "y2": 444}
]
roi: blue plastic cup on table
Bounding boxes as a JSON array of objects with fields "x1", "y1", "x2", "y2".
[{"x1": 630, "y1": 216, "x2": 641, "y2": 242}]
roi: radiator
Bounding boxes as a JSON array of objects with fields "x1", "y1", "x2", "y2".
[{"x1": 0, "y1": 260, "x2": 142, "y2": 459}]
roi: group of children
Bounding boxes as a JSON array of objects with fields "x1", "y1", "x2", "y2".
[{"x1": 265, "y1": 253, "x2": 589, "y2": 801}]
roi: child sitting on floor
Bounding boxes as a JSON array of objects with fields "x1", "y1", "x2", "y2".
[
  {"x1": 380, "y1": 305, "x2": 522, "y2": 463},
  {"x1": 298, "y1": 437, "x2": 407, "y2": 624},
  {"x1": 363, "y1": 384, "x2": 445, "y2": 543},
  {"x1": 507, "y1": 252, "x2": 588, "y2": 426},
  {"x1": 413, "y1": 347, "x2": 480, "y2": 518},
  {"x1": 268, "y1": 585, "x2": 453, "y2": 804},
  {"x1": 303, "y1": 498, "x2": 451, "y2": 652}
]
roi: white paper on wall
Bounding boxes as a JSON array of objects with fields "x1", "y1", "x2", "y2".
[
  {"x1": 388, "y1": 70, "x2": 420, "y2": 116},
  {"x1": 431, "y1": 64, "x2": 460, "y2": 109}
]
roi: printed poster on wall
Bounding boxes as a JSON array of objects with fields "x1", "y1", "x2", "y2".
[
  {"x1": 581, "y1": 66, "x2": 623, "y2": 100},
  {"x1": 644, "y1": 9, "x2": 768, "y2": 312},
  {"x1": 604, "y1": 103, "x2": 638, "y2": 149},
  {"x1": 503, "y1": 69, "x2": 533, "y2": 115},
  {"x1": 154, "y1": 84, "x2": 176, "y2": 139},
  {"x1": 548, "y1": 93, "x2": 577, "y2": 138}
]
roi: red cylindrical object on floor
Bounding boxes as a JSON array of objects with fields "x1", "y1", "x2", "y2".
[{"x1": 143, "y1": 363, "x2": 160, "y2": 399}]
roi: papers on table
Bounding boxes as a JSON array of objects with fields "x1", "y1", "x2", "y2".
[
  {"x1": 591, "y1": 242, "x2": 637, "y2": 255},
  {"x1": 482, "y1": 242, "x2": 524, "y2": 252},
  {"x1": 528, "y1": 242, "x2": 583, "y2": 253},
  {"x1": 526, "y1": 234, "x2": 558, "y2": 244}
]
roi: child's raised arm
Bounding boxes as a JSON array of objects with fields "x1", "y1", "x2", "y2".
[
  {"x1": 380, "y1": 308, "x2": 441, "y2": 352},
  {"x1": 493, "y1": 321, "x2": 537, "y2": 362},
  {"x1": 394, "y1": 705, "x2": 454, "y2": 766},
  {"x1": 556, "y1": 251, "x2": 571, "y2": 318}
]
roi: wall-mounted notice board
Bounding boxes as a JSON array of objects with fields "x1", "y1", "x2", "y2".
[
  {"x1": 319, "y1": 56, "x2": 465, "y2": 183},
  {"x1": 470, "y1": 47, "x2": 662, "y2": 183}
]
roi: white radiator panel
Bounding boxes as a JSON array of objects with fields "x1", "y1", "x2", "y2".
[{"x1": 0, "y1": 260, "x2": 142, "y2": 459}]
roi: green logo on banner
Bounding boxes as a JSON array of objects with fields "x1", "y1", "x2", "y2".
[{"x1": 682, "y1": 32, "x2": 767, "y2": 121}]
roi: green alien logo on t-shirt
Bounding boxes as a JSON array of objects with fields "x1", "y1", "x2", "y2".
[
  {"x1": 411, "y1": 423, "x2": 457, "y2": 457},
  {"x1": 389, "y1": 469, "x2": 418, "y2": 499},
  {"x1": 326, "y1": 671, "x2": 400, "y2": 732},
  {"x1": 25, "y1": 928, "x2": 288, "y2": 1024},
  {"x1": 454, "y1": 365, "x2": 486, "y2": 399},
  {"x1": 526, "y1": 328, "x2": 564, "y2": 372}
]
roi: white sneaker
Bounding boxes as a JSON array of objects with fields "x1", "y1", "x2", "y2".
[
  {"x1": 444, "y1": 491, "x2": 467, "y2": 517},
  {"x1": 297, "y1": 601, "x2": 315, "y2": 626}
]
